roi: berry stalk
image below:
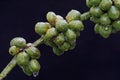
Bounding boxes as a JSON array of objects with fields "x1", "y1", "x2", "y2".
[{"x1": 0, "y1": 36, "x2": 44, "y2": 80}]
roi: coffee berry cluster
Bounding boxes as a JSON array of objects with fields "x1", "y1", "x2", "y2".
[
  {"x1": 9, "y1": 37, "x2": 41, "y2": 76},
  {"x1": 35, "y1": 10, "x2": 84, "y2": 56},
  {"x1": 87, "y1": 0, "x2": 120, "y2": 38}
]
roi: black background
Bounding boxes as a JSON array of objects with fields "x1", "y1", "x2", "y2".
[{"x1": 0, "y1": 0, "x2": 120, "y2": 80}]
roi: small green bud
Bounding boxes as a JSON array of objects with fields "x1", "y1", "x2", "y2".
[
  {"x1": 69, "y1": 40, "x2": 76, "y2": 50},
  {"x1": 53, "y1": 33, "x2": 65, "y2": 46},
  {"x1": 29, "y1": 59, "x2": 41, "y2": 73},
  {"x1": 65, "y1": 29, "x2": 77, "y2": 42},
  {"x1": 68, "y1": 20, "x2": 84, "y2": 31},
  {"x1": 16, "y1": 52, "x2": 30, "y2": 66},
  {"x1": 90, "y1": 0, "x2": 102, "y2": 6},
  {"x1": 80, "y1": 11, "x2": 91, "y2": 21},
  {"x1": 35, "y1": 22, "x2": 51, "y2": 35},
  {"x1": 9, "y1": 46, "x2": 20, "y2": 56},
  {"x1": 94, "y1": 24, "x2": 100, "y2": 34},
  {"x1": 55, "y1": 20, "x2": 68, "y2": 32},
  {"x1": 99, "y1": 25, "x2": 112, "y2": 38},
  {"x1": 86, "y1": 0, "x2": 92, "y2": 8},
  {"x1": 75, "y1": 31, "x2": 80, "y2": 37},
  {"x1": 44, "y1": 40, "x2": 57, "y2": 47},
  {"x1": 112, "y1": 20, "x2": 120, "y2": 31},
  {"x1": 99, "y1": 0, "x2": 112, "y2": 11},
  {"x1": 26, "y1": 46, "x2": 40, "y2": 59},
  {"x1": 44, "y1": 28, "x2": 58, "y2": 41},
  {"x1": 114, "y1": 0, "x2": 120, "y2": 9},
  {"x1": 66, "y1": 10, "x2": 81, "y2": 22},
  {"x1": 100, "y1": 14, "x2": 111, "y2": 25},
  {"x1": 58, "y1": 42, "x2": 71, "y2": 51},
  {"x1": 46, "y1": 12, "x2": 57, "y2": 26},
  {"x1": 90, "y1": 6, "x2": 103, "y2": 17},
  {"x1": 55, "y1": 15, "x2": 64, "y2": 22},
  {"x1": 10, "y1": 37, "x2": 26, "y2": 49},
  {"x1": 53, "y1": 47, "x2": 64, "y2": 56},
  {"x1": 21, "y1": 65, "x2": 32, "y2": 76}
]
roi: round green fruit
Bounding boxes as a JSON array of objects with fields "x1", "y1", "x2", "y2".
[
  {"x1": 90, "y1": 6, "x2": 103, "y2": 17},
  {"x1": 29, "y1": 59, "x2": 41, "y2": 72},
  {"x1": 68, "y1": 20, "x2": 84, "y2": 31},
  {"x1": 26, "y1": 46, "x2": 40, "y2": 59},
  {"x1": 21, "y1": 65, "x2": 32, "y2": 76},
  {"x1": 10, "y1": 37, "x2": 26, "y2": 49},
  {"x1": 16, "y1": 52, "x2": 30, "y2": 66},
  {"x1": 53, "y1": 47, "x2": 64, "y2": 56},
  {"x1": 66, "y1": 10, "x2": 81, "y2": 22},
  {"x1": 35, "y1": 22, "x2": 51, "y2": 35},
  {"x1": 9, "y1": 46, "x2": 19, "y2": 56},
  {"x1": 112, "y1": 20, "x2": 120, "y2": 31},
  {"x1": 55, "y1": 20, "x2": 68, "y2": 32},
  {"x1": 100, "y1": 14, "x2": 111, "y2": 25}
]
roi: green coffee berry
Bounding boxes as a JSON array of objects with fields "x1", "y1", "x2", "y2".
[
  {"x1": 53, "y1": 47, "x2": 64, "y2": 56},
  {"x1": 69, "y1": 41, "x2": 76, "y2": 50},
  {"x1": 94, "y1": 24, "x2": 100, "y2": 34},
  {"x1": 86, "y1": 0, "x2": 92, "y2": 8},
  {"x1": 9, "y1": 46, "x2": 19, "y2": 56},
  {"x1": 16, "y1": 52, "x2": 30, "y2": 66},
  {"x1": 90, "y1": 6, "x2": 103, "y2": 17},
  {"x1": 66, "y1": 10, "x2": 81, "y2": 22},
  {"x1": 89, "y1": 0, "x2": 101, "y2": 6},
  {"x1": 112, "y1": 20, "x2": 120, "y2": 31},
  {"x1": 29, "y1": 59, "x2": 41, "y2": 72},
  {"x1": 53, "y1": 33, "x2": 65, "y2": 46},
  {"x1": 55, "y1": 20, "x2": 68, "y2": 32},
  {"x1": 44, "y1": 28, "x2": 58, "y2": 41},
  {"x1": 21, "y1": 65, "x2": 32, "y2": 76},
  {"x1": 55, "y1": 15, "x2": 64, "y2": 22},
  {"x1": 99, "y1": 0, "x2": 112, "y2": 11},
  {"x1": 10, "y1": 37, "x2": 26, "y2": 49},
  {"x1": 26, "y1": 46, "x2": 40, "y2": 59},
  {"x1": 99, "y1": 26, "x2": 112, "y2": 38},
  {"x1": 58, "y1": 42, "x2": 71, "y2": 51},
  {"x1": 65, "y1": 29, "x2": 76, "y2": 42},
  {"x1": 114, "y1": 0, "x2": 120, "y2": 9},
  {"x1": 35, "y1": 22, "x2": 51, "y2": 35},
  {"x1": 46, "y1": 12, "x2": 57, "y2": 26},
  {"x1": 108, "y1": 6, "x2": 120, "y2": 20},
  {"x1": 100, "y1": 14, "x2": 111, "y2": 25},
  {"x1": 68, "y1": 20, "x2": 84, "y2": 31}
]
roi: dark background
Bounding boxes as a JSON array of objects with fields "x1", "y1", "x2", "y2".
[{"x1": 0, "y1": 0, "x2": 120, "y2": 80}]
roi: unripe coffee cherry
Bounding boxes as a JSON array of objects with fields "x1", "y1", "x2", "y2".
[
  {"x1": 16, "y1": 52, "x2": 30, "y2": 66},
  {"x1": 29, "y1": 59, "x2": 41, "y2": 73},
  {"x1": 44, "y1": 28, "x2": 58, "y2": 41},
  {"x1": 65, "y1": 29, "x2": 76, "y2": 42},
  {"x1": 46, "y1": 12, "x2": 57, "y2": 26},
  {"x1": 58, "y1": 42, "x2": 70, "y2": 51},
  {"x1": 21, "y1": 65, "x2": 32, "y2": 76},
  {"x1": 80, "y1": 11, "x2": 91, "y2": 21},
  {"x1": 108, "y1": 6, "x2": 120, "y2": 20},
  {"x1": 55, "y1": 20, "x2": 68, "y2": 32},
  {"x1": 35, "y1": 22, "x2": 51, "y2": 35},
  {"x1": 99, "y1": 0, "x2": 112, "y2": 11},
  {"x1": 90, "y1": 7, "x2": 103, "y2": 17},
  {"x1": 10, "y1": 37, "x2": 26, "y2": 49},
  {"x1": 66, "y1": 10, "x2": 81, "y2": 22},
  {"x1": 68, "y1": 20, "x2": 84, "y2": 31},
  {"x1": 100, "y1": 14, "x2": 111, "y2": 25},
  {"x1": 112, "y1": 20, "x2": 120, "y2": 31},
  {"x1": 53, "y1": 47, "x2": 64, "y2": 56},
  {"x1": 55, "y1": 15, "x2": 64, "y2": 22},
  {"x1": 90, "y1": 0, "x2": 102, "y2": 6},
  {"x1": 26, "y1": 46, "x2": 40, "y2": 59},
  {"x1": 99, "y1": 26, "x2": 112, "y2": 38},
  {"x1": 94, "y1": 24, "x2": 100, "y2": 34},
  {"x1": 9, "y1": 46, "x2": 19, "y2": 56},
  {"x1": 86, "y1": 0, "x2": 92, "y2": 8},
  {"x1": 53, "y1": 33, "x2": 65, "y2": 46},
  {"x1": 114, "y1": 0, "x2": 120, "y2": 9}
]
